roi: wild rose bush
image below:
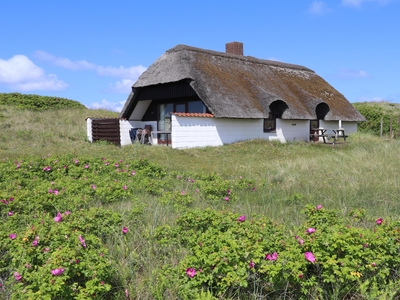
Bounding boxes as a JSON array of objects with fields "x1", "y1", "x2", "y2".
[
  {"x1": 0, "y1": 208, "x2": 121, "y2": 299},
  {"x1": 153, "y1": 206, "x2": 400, "y2": 299}
]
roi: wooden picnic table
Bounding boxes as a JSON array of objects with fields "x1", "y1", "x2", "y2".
[{"x1": 310, "y1": 128, "x2": 348, "y2": 144}]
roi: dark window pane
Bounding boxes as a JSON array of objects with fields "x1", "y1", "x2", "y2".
[
  {"x1": 175, "y1": 103, "x2": 186, "y2": 112},
  {"x1": 188, "y1": 101, "x2": 205, "y2": 113}
]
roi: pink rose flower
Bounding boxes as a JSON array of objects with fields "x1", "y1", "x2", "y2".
[
  {"x1": 54, "y1": 212, "x2": 62, "y2": 222},
  {"x1": 305, "y1": 252, "x2": 316, "y2": 263},
  {"x1": 51, "y1": 268, "x2": 65, "y2": 276},
  {"x1": 306, "y1": 228, "x2": 316, "y2": 234},
  {"x1": 265, "y1": 252, "x2": 278, "y2": 261},
  {"x1": 186, "y1": 267, "x2": 196, "y2": 278},
  {"x1": 14, "y1": 272, "x2": 22, "y2": 281},
  {"x1": 238, "y1": 215, "x2": 246, "y2": 222}
]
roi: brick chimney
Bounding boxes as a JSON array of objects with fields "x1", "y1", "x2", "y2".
[{"x1": 225, "y1": 42, "x2": 243, "y2": 55}]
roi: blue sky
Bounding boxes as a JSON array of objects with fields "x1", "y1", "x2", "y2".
[{"x1": 1, "y1": 0, "x2": 399, "y2": 112}]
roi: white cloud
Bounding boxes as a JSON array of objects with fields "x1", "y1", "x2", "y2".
[
  {"x1": 308, "y1": 1, "x2": 332, "y2": 15},
  {"x1": 88, "y1": 99, "x2": 126, "y2": 112},
  {"x1": 34, "y1": 51, "x2": 96, "y2": 71},
  {"x1": 96, "y1": 65, "x2": 147, "y2": 79},
  {"x1": 34, "y1": 51, "x2": 146, "y2": 93},
  {"x1": 336, "y1": 69, "x2": 370, "y2": 79},
  {"x1": 34, "y1": 51, "x2": 146, "y2": 79},
  {"x1": 106, "y1": 79, "x2": 135, "y2": 93},
  {"x1": 342, "y1": 0, "x2": 392, "y2": 7},
  {"x1": 0, "y1": 55, "x2": 68, "y2": 91}
]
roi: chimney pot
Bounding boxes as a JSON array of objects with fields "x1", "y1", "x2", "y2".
[{"x1": 225, "y1": 42, "x2": 243, "y2": 56}]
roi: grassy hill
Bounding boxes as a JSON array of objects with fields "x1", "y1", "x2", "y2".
[{"x1": 0, "y1": 92, "x2": 86, "y2": 111}]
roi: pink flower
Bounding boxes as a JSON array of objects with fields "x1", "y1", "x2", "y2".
[
  {"x1": 43, "y1": 247, "x2": 50, "y2": 252},
  {"x1": 16, "y1": 164, "x2": 21, "y2": 169},
  {"x1": 131, "y1": 171, "x2": 136, "y2": 175},
  {"x1": 123, "y1": 185, "x2": 127, "y2": 190},
  {"x1": 238, "y1": 215, "x2": 246, "y2": 222},
  {"x1": 74, "y1": 159, "x2": 79, "y2": 164},
  {"x1": 125, "y1": 289, "x2": 129, "y2": 298},
  {"x1": 122, "y1": 226, "x2": 128, "y2": 234},
  {"x1": 376, "y1": 218, "x2": 383, "y2": 225},
  {"x1": 304, "y1": 252, "x2": 316, "y2": 263},
  {"x1": 227, "y1": 189, "x2": 231, "y2": 195},
  {"x1": 224, "y1": 197, "x2": 230, "y2": 201},
  {"x1": 298, "y1": 239, "x2": 304, "y2": 245},
  {"x1": 14, "y1": 272, "x2": 22, "y2": 281},
  {"x1": 48, "y1": 189, "x2": 53, "y2": 194},
  {"x1": 32, "y1": 239, "x2": 38, "y2": 247},
  {"x1": 91, "y1": 184, "x2": 96, "y2": 189},
  {"x1": 114, "y1": 163, "x2": 119, "y2": 167},
  {"x1": 54, "y1": 212, "x2": 62, "y2": 222},
  {"x1": 316, "y1": 204, "x2": 322, "y2": 210},
  {"x1": 51, "y1": 268, "x2": 65, "y2": 276},
  {"x1": 64, "y1": 211, "x2": 71, "y2": 215},
  {"x1": 84, "y1": 164, "x2": 89, "y2": 169},
  {"x1": 181, "y1": 190, "x2": 185, "y2": 195},
  {"x1": 79, "y1": 235, "x2": 86, "y2": 248},
  {"x1": 371, "y1": 262, "x2": 376, "y2": 267},
  {"x1": 8, "y1": 211, "x2": 13, "y2": 216},
  {"x1": 306, "y1": 228, "x2": 316, "y2": 234},
  {"x1": 101, "y1": 281, "x2": 104, "y2": 285},
  {"x1": 195, "y1": 189, "x2": 199, "y2": 193},
  {"x1": 249, "y1": 261, "x2": 255, "y2": 268},
  {"x1": 186, "y1": 267, "x2": 196, "y2": 278},
  {"x1": 299, "y1": 273, "x2": 303, "y2": 279},
  {"x1": 265, "y1": 252, "x2": 278, "y2": 261},
  {"x1": 9, "y1": 233, "x2": 17, "y2": 239},
  {"x1": 54, "y1": 190, "x2": 59, "y2": 195}
]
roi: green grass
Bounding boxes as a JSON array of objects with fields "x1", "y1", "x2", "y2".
[
  {"x1": 2, "y1": 104, "x2": 400, "y2": 225},
  {"x1": 2, "y1": 102, "x2": 400, "y2": 298}
]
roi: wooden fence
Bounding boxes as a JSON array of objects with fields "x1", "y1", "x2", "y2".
[{"x1": 91, "y1": 118, "x2": 120, "y2": 146}]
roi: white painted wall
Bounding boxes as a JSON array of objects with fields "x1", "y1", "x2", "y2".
[
  {"x1": 278, "y1": 119, "x2": 310, "y2": 142},
  {"x1": 119, "y1": 120, "x2": 157, "y2": 146},
  {"x1": 319, "y1": 120, "x2": 358, "y2": 134},
  {"x1": 86, "y1": 118, "x2": 93, "y2": 142},
  {"x1": 88, "y1": 116, "x2": 359, "y2": 148},
  {"x1": 170, "y1": 116, "x2": 310, "y2": 149}
]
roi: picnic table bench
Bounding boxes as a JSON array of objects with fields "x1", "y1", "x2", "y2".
[{"x1": 309, "y1": 128, "x2": 348, "y2": 144}]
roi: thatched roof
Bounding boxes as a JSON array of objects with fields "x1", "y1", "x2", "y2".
[{"x1": 120, "y1": 45, "x2": 365, "y2": 121}]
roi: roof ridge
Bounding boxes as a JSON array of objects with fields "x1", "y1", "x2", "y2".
[{"x1": 168, "y1": 44, "x2": 314, "y2": 73}]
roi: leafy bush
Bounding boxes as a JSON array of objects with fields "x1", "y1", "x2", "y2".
[
  {"x1": 153, "y1": 205, "x2": 400, "y2": 299},
  {"x1": 353, "y1": 102, "x2": 400, "y2": 137},
  {"x1": 0, "y1": 208, "x2": 121, "y2": 299}
]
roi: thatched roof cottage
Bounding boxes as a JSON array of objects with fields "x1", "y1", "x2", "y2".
[{"x1": 116, "y1": 42, "x2": 365, "y2": 148}]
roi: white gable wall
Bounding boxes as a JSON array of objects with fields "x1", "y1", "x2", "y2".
[{"x1": 171, "y1": 116, "x2": 310, "y2": 149}]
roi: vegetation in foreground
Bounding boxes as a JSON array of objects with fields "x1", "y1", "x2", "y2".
[{"x1": 1, "y1": 94, "x2": 400, "y2": 299}]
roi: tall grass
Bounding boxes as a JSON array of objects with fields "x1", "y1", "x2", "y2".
[{"x1": 2, "y1": 105, "x2": 400, "y2": 298}]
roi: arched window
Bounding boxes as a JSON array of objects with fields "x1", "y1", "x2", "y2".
[
  {"x1": 315, "y1": 102, "x2": 330, "y2": 120},
  {"x1": 264, "y1": 100, "x2": 288, "y2": 132}
]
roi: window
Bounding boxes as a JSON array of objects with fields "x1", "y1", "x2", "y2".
[
  {"x1": 264, "y1": 112, "x2": 275, "y2": 132},
  {"x1": 263, "y1": 100, "x2": 288, "y2": 132}
]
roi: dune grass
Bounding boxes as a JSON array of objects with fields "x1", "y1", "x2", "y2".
[
  {"x1": 2, "y1": 105, "x2": 400, "y2": 225},
  {"x1": 2, "y1": 106, "x2": 400, "y2": 298}
]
